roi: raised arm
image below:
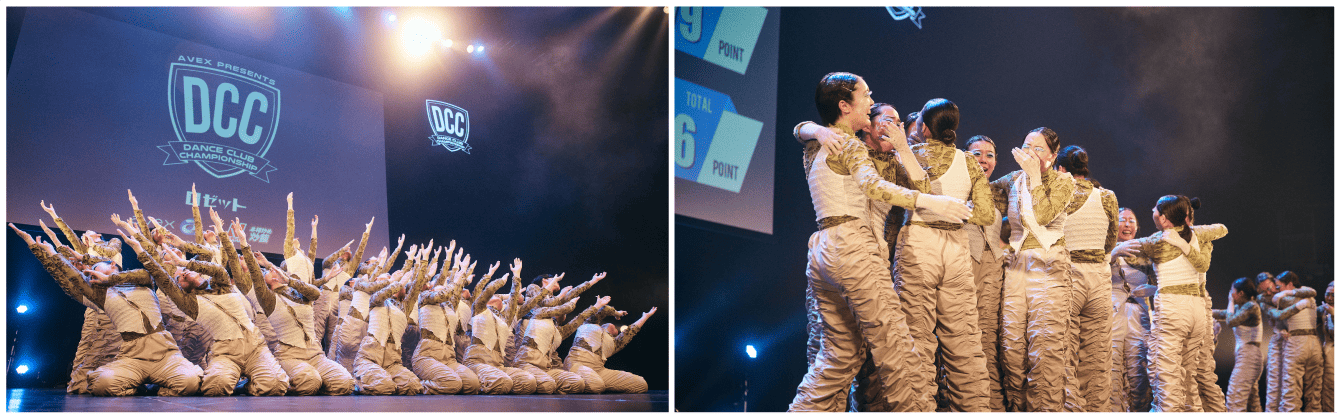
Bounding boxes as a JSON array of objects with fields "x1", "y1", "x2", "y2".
[
  {"x1": 612, "y1": 307, "x2": 656, "y2": 355},
  {"x1": 308, "y1": 215, "x2": 319, "y2": 260},
  {"x1": 42, "y1": 201, "x2": 90, "y2": 253},
  {"x1": 473, "y1": 274, "x2": 510, "y2": 317},
  {"x1": 558, "y1": 297, "x2": 610, "y2": 338},
  {"x1": 371, "y1": 282, "x2": 405, "y2": 306},
  {"x1": 126, "y1": 230, "x2": 197, "y2": 318},
  {"x1": 286, "y1": 274, "x2": 322, "y2": 302},
  {"x1": 376, "y1": 234, "x2": 406, "y2": 278},
  {"x1": 284, "y1": 192, "x2": 296, "y2": 258},
  {"x1": 14, "y1": 224, "x2": 102, "y2": 306},
  {"x1": 344, "y1": 217, "x2": 373, "y2": 276},
  {"x1": 192, "y1": 184, "x2": 204, "y2": 245},
  {"x1": 545, "y1": 272, "x2": 602, "y2": 307}
]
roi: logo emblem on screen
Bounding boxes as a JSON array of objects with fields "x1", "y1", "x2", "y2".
[
  {"x1": 426, "y1": 100, "x2": 471, "y2": 154},
  {"x1": 162, "y1": 62, "x2": 281, "y2": 182}
]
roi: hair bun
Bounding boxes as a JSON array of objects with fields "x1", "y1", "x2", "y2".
[
  {"x1": 943, "y1": 130, "x2": 957, "y2": 142},
  {"x1": 1188, "y1": 197, "x2": 1201, "y2": 210}
]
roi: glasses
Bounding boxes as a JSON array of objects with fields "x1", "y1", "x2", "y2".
[
  {"x1": 968, "y1": 150, "x2": 996, "y2": 159},
  {"x1": 1119, "y1": 218, "x2": 1137, "y2": 225},
  {"x1": 1020, "y1": 145, "x2": 1047, "y2": 154}
]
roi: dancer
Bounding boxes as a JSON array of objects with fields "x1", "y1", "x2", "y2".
[
  {"x1": 890, "y1": 98, "x2": 993, "y2": 412},
  {"x1": 411, "y1": 261, "x2": 480, "y2": 395},
  {"x1": 352, "y1": 248, "x2": 433, "y2": 395},
  {"x1": 990, "y1": 127, "x2": 1075, "y2": 412},
  {"x1": 1255, "y1": 272, "x2": 1285, "y2": 411},
  {"x1": 130, "y1": 225, "x2": 290, "y2": 397},
  {"x1": 565, "y1": 306, "x2": 657, "y2": 393},
  {"x1": 1108, "y1": 207, "x2": 1155, "y2": 411},
  {"x1": 1267, "y1": 271, "x2": 1321, "y2": 412},
  {"x1": 789, "y1": 72, "x2": 970, "y2": 412},
  {"x1": 1110, "y1": 195, "x2": 1223, "y2": 411},
  {"x1": 963, "y1": 135, "x2": 1008, "y2": 411},
  {"x1": 1055, "y1": 145, "x2": 1119, "y2": 411},
  {"x1": 34, "y1": 204, "x2": 124, "y2": 395},
  {"x1": 1213, "y1": 277, "x2": 1263, "y2": 411},
  {"x1": 463, "y1": 259, "x2": 538, "y2": 394},
  {"x1": 12, "y1": 224, "x2": 204, "y2": 396},
  {"x1": 511, "y1": 274, "x2": 609, "y2": 394}
]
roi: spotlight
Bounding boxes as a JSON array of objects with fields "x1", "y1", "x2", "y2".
[
  {"x1": 476, "y1": 45, "x2": 484, "y2": 54},
  {"x1": 746, "y1": 345, "x2": 757, "y2": 359},
  {"x1": 467, "y1": 45, "x2": 475, "y2": 54},
  {"x1": 16, "y1": 305, "x2": 27, "y2": 314},
  {"x1": 441, "y1": 39, "x2": 453, "y2": 48},
  {"x1": 400, "y1": 17, "x2": 442, "y2": 59},
  {"x1": 387, "y1": 13, "x2": 397, "y2": 23},
  {"x1": 15, "y1": 365, "x2": 28, "y2": 374}
]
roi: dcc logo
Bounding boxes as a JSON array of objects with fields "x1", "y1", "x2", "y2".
[
  {"x1": 161, "y1": 62, "x2": 280, "y2": 182},
  {"x1": 426, "y1": 100, "x2": 471, "y2": 154}
]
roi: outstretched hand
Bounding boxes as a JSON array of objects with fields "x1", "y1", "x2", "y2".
[
  {"x1": 9, "y1": 223, "x2": 36, "y2": 245},
  {"x1": 127, "y1": 189, "x2": 139, "y2": 208},
  {"x1": 40, "y1": 200, "x2": 56, "y2": 216},
  {"x1": 591, "y1": 272, "x2": 606, "y2": 283}
]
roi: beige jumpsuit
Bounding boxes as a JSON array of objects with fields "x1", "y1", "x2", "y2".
[
  {"x1": 1109, "y1": 255, "x2": 1154, "y2": 411},
  {"x1": 412, "y1": 287, "x2": 478, "y2": 395},
  {"x1": 565, "y1": 322, "x2": 648, "y2": 393},
  {"x1": 28, "y1": 243, "x2": 202, "y2": 397},
  {"x1": 990, "y1": 169, "x2": 1075, "y2": 412},
  {"x1": 967, "y1": 207, "x2": 1006, "y2": 411},
  {"x1": 49, "y1": 217, "x2": 125, "y2": 394},
  {"x1": 511, "y1": 299, "x2": 603, "y2": 394},
  {"x1": 1060, "y1": 180, "x2": 1119, "y2": 411},
  {"x1": 1269, "y1": 287, "x2": 1322, "y2": 412},
  {"x1": 788, "y1": 130, "x2": 932, "y2": 412},
  {"x1": 891, "y1": 142, "x2": 994, "y2": 412},
  {"x1": 354, "y1": 282, "x2": 424, "y2": 395},
  {"x1": 1131, "y1": 224, "x2": 1225, "y2": 411},
  {"x1": 462, "y1": 272, "x2": 537, "y2": 395},
  {"x1": 149, "y1": 253, "x2": 289, "y2": 397},
  {"x1": 1259, "y1": 293, "x2": 1285, "y2": 411},
  {"x1": 1213, "y1": 300, "x2": 1262, "y2": 411}
]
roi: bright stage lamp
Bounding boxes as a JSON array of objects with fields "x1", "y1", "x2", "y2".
[
  {"x1": 15, "y1": 365, "x2": 28, "y2": 374},
  {"x1": 746, "y1": 345, "x2": 757, "y2": 359},
  {"x1": 467, "y1": 45, "x2": 475, "y2": 54},
  {"x1": 441, "y1": 39, "x2": 453, "y2": 48},
  {"x1": 400, "y1": 18, "x2": 442, "y2": 60},
  {"x1": 16, "y1": 305, "x2": 27, "y2": 314}
]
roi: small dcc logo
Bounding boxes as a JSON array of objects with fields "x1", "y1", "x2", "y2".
[
  {"x1": 426, "y1": 100, "x2": 471, "y2": 154},
  {"x1": 162, "y1": 60, "x2": 280, "y2": 182}
]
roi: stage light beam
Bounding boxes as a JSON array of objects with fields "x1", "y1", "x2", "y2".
[
  {"x1": 16, "y1": 305, "x2": 27, "y2": 314},
  {"x1": 15, "y1": 365, "x2": 28, "y2": 374},
  {"x1": 746, "y1": 345, "x2": 757, "y2": 359}
]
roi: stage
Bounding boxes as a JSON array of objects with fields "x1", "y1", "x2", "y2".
[{"x1": 5, "y1": 389, "x2": 668, "y2": 412}]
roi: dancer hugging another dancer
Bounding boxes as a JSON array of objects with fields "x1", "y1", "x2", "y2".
[
  {"x1": 1110, "y1": 195, "x2": 1224, "y2": 411},
  {"x1": 1108, "y1": 207, "x2": 1155, "y2": 411},
  {"x1": 788, "y1": 72, "x2": 971, "y2": 412}
]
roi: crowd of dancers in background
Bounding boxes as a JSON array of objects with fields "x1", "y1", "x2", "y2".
[
  {"x1": 787, "y1": 71, "x2": 1333, "y2": 412},
  {"x1": 11, "y1": 188, "x2": 656, "y2": 396}
]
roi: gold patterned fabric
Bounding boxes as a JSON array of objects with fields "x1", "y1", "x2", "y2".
[
  {"x1": 1159, "y1": 283, "x2": 1204, "y2": 297},
  {"x1": 803, "y1": 140, "x2": 822, "y2": 173},
  {"x1": 909, "y1": 220, "x2": 962, "y2": 231},
  {"x1": 818, "y1": 215, "x2": 859, "y2": 231},
  {"x1": 991, "y1": 169, "x2": 1075, "y2": 251},
  {"x1": 1070, "y1": 249, "x2": 1107, "y2": 263},
  {"x1": 1289, "y1": 329, "x2": 1316, "y2": 336}
]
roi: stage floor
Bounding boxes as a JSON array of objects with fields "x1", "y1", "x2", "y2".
[{"x1": 5, "y1": 388, "x2": 668, "y2": 412}]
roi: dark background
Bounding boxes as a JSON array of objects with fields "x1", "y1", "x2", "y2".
[
  {"x1": 675, "y1": 7, "x2": 1332, "y2": 411},
  {"x1": 7, "y1": 6, "x2": 668, "y2": 391}
]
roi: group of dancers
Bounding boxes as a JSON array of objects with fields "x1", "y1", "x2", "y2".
[
  {"x1": 12, "y1": 187, "x2": 656, "y2": 396},
  {"x1": 787, "y1": 71, "x2": 1333, "y2": 412}
]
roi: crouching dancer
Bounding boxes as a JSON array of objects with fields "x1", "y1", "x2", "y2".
[
  {"x1": 565, "y1": 305, "x2": 656, "y2": 394},
  {"x1": 12, "y1": 224, "x2": 202, "y2": 396},
  {"x1": 129, "y1": 227, "x2": 288, "y2": 396}
]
